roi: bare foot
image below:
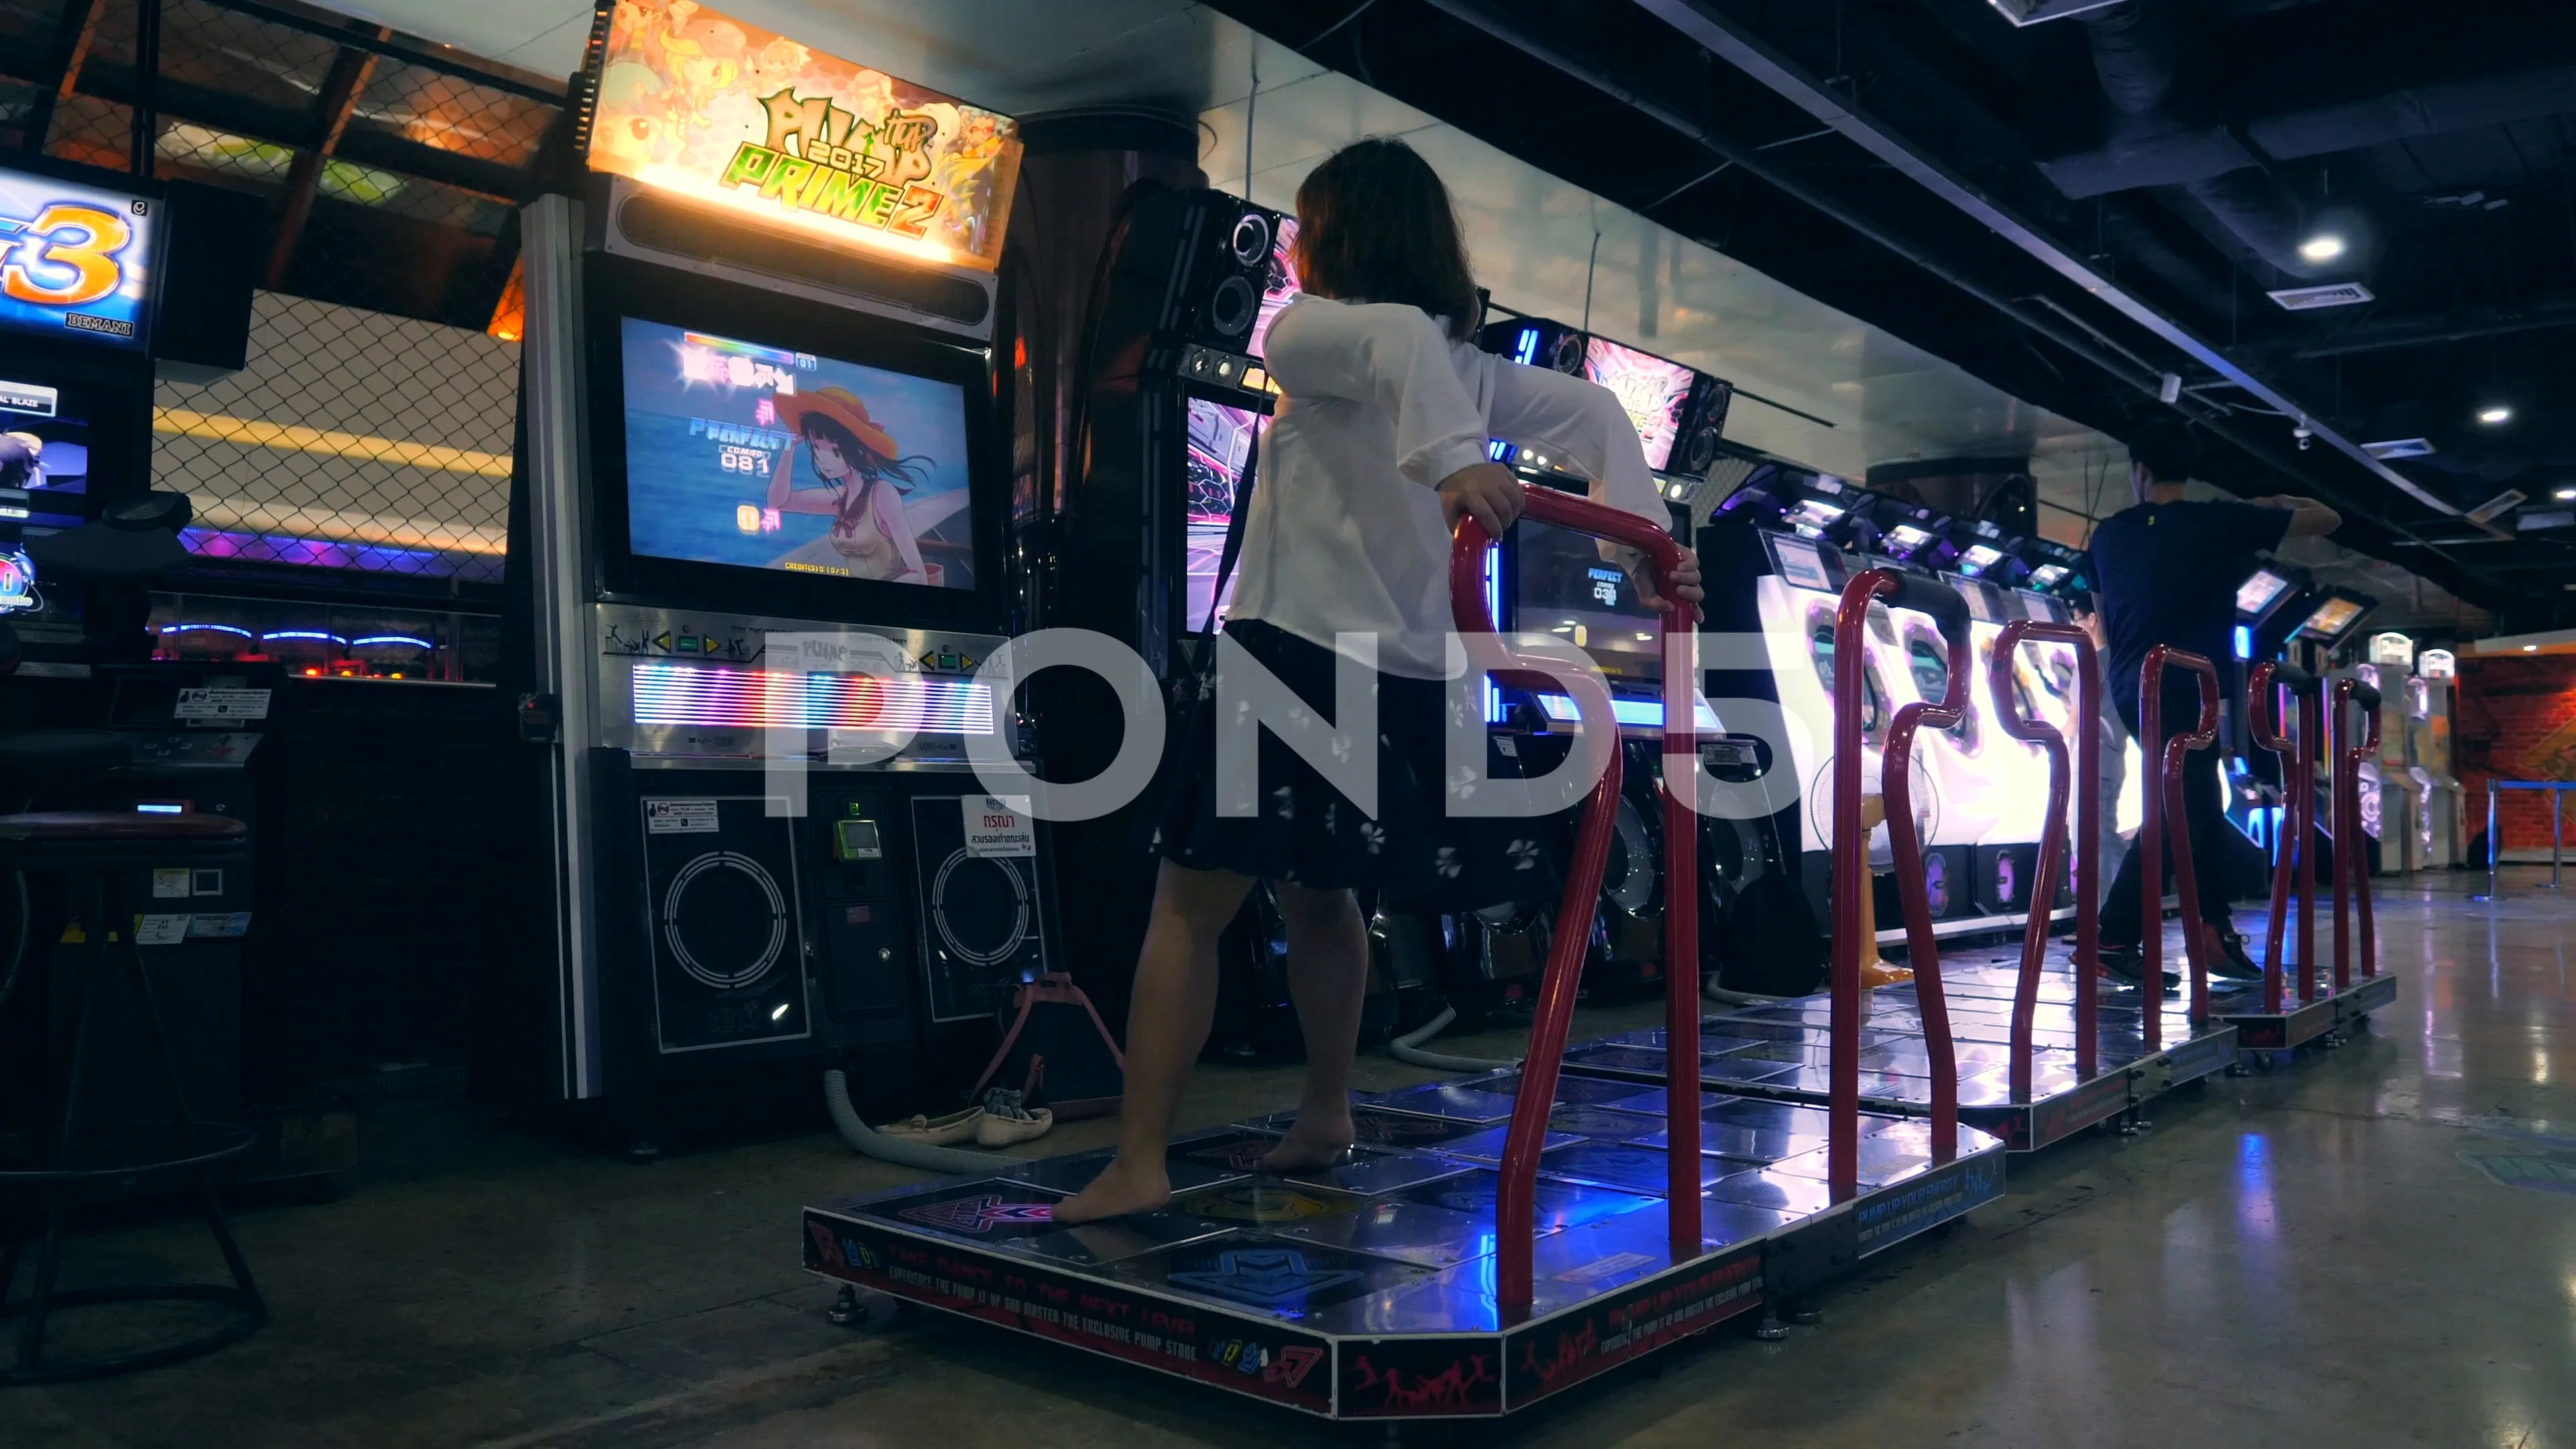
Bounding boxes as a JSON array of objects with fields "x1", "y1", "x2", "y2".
[
  {"x1": 1258, "y1": 1112, "x2": 1355, "y2": 1174},
  {"x1": 1051, "y1": 1155, "x2": 1171, "y2": 1224}
]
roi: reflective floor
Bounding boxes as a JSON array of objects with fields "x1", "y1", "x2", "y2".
[{"x1": 15, "y1": 869, "x2": 2576, "y2": 1446}]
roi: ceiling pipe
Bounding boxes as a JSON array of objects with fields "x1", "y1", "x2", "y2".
[
  {"x1": 1410, "y1": 0, "x2": 2167, "y2": 396},
  {"x1": 1624, "y1": 0, "x2": 2463, "y2": 519},
  {"x1": 2079, "y1": 0, "x2": 2314, "y2": 277}
]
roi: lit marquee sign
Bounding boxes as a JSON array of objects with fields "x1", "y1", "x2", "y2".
[
  {"x1": 586, "y1": 0, "x2": 1021, "y2": 270},
  {"x1": 0, "y1": 162, "x2": 156, "y2": 349}
]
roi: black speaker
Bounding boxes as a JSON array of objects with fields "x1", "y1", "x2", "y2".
[
  {"x1": 1476, "y1": 314, "x2": 1587, "y2": 374},
  {"x1": 1672, "y1": 376, "x2": 1733, "y2": 479},
  {"x1": 152, "y1": 179, "x2": 263, "y2": 381},
  {"x1": 635, "y1": 794, "x2": 813, "y2": 1053},
  {"x1": 1106, "y1": 186, "x2": 1285, "y2": 359},
  {"x1": 907, "y1": 793, "x2": 1049, "y2": 1024}
]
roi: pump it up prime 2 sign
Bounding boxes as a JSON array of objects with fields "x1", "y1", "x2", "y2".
[
  {"x1": 0, "y1": 164, "x2": 155, "y2": 350},
  {"x1": 584, "y1": 0, "x2": 1021, "y2": 271}
]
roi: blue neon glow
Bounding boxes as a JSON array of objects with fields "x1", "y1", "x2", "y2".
[
  {"x1": 136, "y1": 802, "x2": 182, "y2": 814},
  {"x1": 160, "y1": 623, "x2": 254, "y2": 639},
  {"x1": 2233, "y1": 624, "x2": 2254, "y2": 660},
  {"x1": 1534, "y1": 693, "x2": 1723, "y2": 731},
  {"x1": 351, "y1": 635, "x2": 434, "y2": 649},
  {"x1": 1484, "y1": 545, "x2": 1505, "y2": 724},
  {"x1": 1486, "y1": 438, "x2": 1515, "y2": 463},
  {"x1": 262, "y1": 631, "x2": 349, "y2": 645},
  {"x1": 1513, "y1": 327, "x2": 1541, "y2": 366}
]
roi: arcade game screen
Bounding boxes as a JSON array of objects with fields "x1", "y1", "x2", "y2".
[
  {"x1": 619, "y1": 318, "x2": 977, "y2": 589},
  {"x1": 2236, "y1": 568, "x2": 2294, "y2": 617},
  {"x1": 1, "y1": 374, "x2": 96, "y2": 531},
  {"x1": 1183, "y1": 398, "x2": 1256, "y2": 628},
  {"x1": 2296, "y1": 596, "x2": 2363, "y2": 639},
  {"x1": 1579, "y1": 336, "x2": 1694, "y2": 473},
  {"x1": 1517, "y1": 521, "x2": 1659, "y2": 678}
]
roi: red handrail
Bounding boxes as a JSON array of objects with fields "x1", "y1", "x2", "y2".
[
  {"x1": 2332, "y1": 677, "x2": 2383, "y2": 989},
  {"x1": 2248, "y1": 663, "x2": 2321, "y2": 1013},
  {"x1": 2139, "y1": 648, "x2": 2222, "y2": 1045},
  {"x1": 1831, "y1": 570, "x2": 1971, "y2": 1194},
  {"x1": 1991, "y1": 621, "x2": 2100, "y2": 1091},
  {"x1": 1450, "y1": 484, "x2": 1697, "y2": 1307}
]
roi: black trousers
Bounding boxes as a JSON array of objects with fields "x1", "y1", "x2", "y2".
[{"x1": 2100, "y1": 692, "x2": 2235, "y2": 947}]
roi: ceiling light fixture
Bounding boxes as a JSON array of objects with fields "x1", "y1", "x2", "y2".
[
  {"x1": 2298, "y1": 234, "x2": 2347, "y2": 264},
  {"x1": 2479, "y1": 406, "x2": 2514, "y2": 426},
  {"x1": 2557, "y1": 488, "x2": 2576, "y2": 502}
]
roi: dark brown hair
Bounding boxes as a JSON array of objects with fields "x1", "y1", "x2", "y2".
[{"x1": 1293, "y1": 138, "x2": 1482, "y2": 342}]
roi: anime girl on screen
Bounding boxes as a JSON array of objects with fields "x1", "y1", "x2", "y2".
[{"x1": 765, "y1": 387, "x2": 940, "y2": 584}]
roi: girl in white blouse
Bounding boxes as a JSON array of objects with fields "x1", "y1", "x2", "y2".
[{"x1": 1057, "y1": 137, "x2": 1701, "y2": 1224}]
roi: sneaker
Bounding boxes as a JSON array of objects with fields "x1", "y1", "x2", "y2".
[
  {"x1": 973, "y1": 1087, "x2": 1055, "y2": 1148},
  {"x1": 879, "y1": 1105, "x2": 984, "y2": 1146},
  {"x1": 2090, "y1": 944, "x2": 2179, "y2": 995},
  {"x1": 2210, "y1": 933, "x2": 2267, "y2": 981}
]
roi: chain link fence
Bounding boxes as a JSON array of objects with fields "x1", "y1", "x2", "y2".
[{"x1": 0, "y1": 0, "x2": 564, "y2": 590}]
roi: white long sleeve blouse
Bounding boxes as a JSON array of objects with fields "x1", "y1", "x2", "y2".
[{"x1": 1230, "y1": 295, "x2": 1670, "y2": 679}]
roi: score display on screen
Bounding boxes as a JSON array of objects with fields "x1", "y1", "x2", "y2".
[
  {"x1": 0, "y1": 166, "x2": 155, "y2": 348},
  {"x1": 620, "y1": 318, "x2": 977, "y2": 589},
  {"x1": 2235, "y1": 568, "x2": 2292, "y2": 617},
  {"x1": 1580, "y1": 336, "x2": 1695, "y2": 473},
  {"x1": 1517, "y1": 521, "x2": 1660, "y2": 679}
]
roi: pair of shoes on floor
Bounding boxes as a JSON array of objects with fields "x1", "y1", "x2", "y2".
[
  {"x1": 2090, "y1": 943, "x2": 2179, "y2": 996},
  {"x1": 876, "y1": 1088, "x2": 1055, "y2": 1149}
]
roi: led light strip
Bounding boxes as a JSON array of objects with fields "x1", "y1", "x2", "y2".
[{"x1": 631, "y1": 660, "x2": 994, "y2": 733}]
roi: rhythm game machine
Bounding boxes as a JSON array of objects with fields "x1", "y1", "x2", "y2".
[
  {"x1": 1451, "y1": 318, "x2": 1739, "y2": 1002},
  {"x1": 509, "y1": 1, "x2": 1044, "y2": 1132},
  {"x1": 1699, "y1": 469, "x2": 2079, "y2": 955}
]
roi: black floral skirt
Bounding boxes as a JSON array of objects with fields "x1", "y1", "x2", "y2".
[{"x1": 1150, "y1": 619, "x2": 1560, "y2": 912}]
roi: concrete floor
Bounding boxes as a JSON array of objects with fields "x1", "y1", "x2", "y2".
[{"x1": 11, "y1": 869, "x2": 2576, "y2": 1447}]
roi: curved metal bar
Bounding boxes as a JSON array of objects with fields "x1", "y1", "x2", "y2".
[
  {"x1": 2332, "y1": 678, "x2": 2384, "y2": 989},
  {"x1": 2250, "y1": 665, "x2": 2297, "y2": 1014},
  {"x1": 1452, "y1": 486, "x2": 1697, "y2": 1305},
  {"x1": 1831, "y1": 569, "x2": 1972, "y2": 1187},
  {"x1": 2139, "y1": 648, "x2": 2223, "y2": 1044},
  {"x1": 1992, "y1": 621, "x2": 2097, "y2": 1095}
]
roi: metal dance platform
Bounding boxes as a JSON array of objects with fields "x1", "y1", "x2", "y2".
[
  {"x1": 801, "y1": 1066, "x2": 2002, "y2": 1420},
  {"x1": 1566, "y1": 957, "x2": 2239, "y2": 1152}
]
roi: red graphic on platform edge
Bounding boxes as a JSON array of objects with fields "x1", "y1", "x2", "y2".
[
  {"x1": 808, "y1": 1220, "x2": 845, "y2": 1269},
  {"x1": 1519, "y1": 1316, "x2": 1600, "y2": 1393},
  {"x1": 1268, "y1": 1344, "x2": 1323, "y2": 1388},
  {"x1": 1345, "y1": 1350, "x2": 1496, "y2": 1413}
]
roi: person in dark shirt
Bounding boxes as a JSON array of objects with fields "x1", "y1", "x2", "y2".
[{"x1": 2088, "y1": 419, "x2": 2339, "y2": 989}]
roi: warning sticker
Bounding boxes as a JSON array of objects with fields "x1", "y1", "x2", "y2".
[
  {"x1": 174, "y1": 688, "x2": 272, "y2": 722},
  {"x1": 645, "y1": 799, "x2": 720, "y2": 834},
  {"x1": 135, "y1": 914, "x2": 191, "y2": 947},
  {"x1": 189, "y1": 912, "x2": 253, "y2": 939},
  {"x1": 153, "y1": 867, "x2": 192, "y2": 898},
  {"x1": 961, "y1": 795, "x2": 1034, "y2": 858}
]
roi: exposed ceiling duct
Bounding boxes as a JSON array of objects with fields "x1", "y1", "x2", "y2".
[{"x1": 2074, "y1": 0, "x2": 2319, "y2": 278}]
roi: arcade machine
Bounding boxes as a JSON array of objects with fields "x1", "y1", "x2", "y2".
[
  {"x1": 2413, "y1": 648, "x2": 2463, "y2": 868},
  {"x1": 2295, "y1": 590, "x2": 2379, "y2": 876},
  {"x1": 2365, "y1": 631, "x2": 2424, "y2": 873},
  {"x1": 508, "y1": 3, "x2": 1043, "y2": 1134},
  {"x1": 1467, "y1": 318, "x2": 1739, "y2": 1003},
  {"x1": 802, "y1": 482, "x2": 2004, "y2": 1424},
  {"x1": 2222, "y1": 558, "x2": 2315, "y2": 850}
]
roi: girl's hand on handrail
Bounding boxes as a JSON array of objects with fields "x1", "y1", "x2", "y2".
[
  {"x1": 1622, "y1": 544, "x2": 1704, "y2": 621},
  {"x1": 1437, "y1": 462, "x2": 1527, "y2": 538}
]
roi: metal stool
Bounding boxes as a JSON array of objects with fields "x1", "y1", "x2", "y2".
[{"x1": 0, "y1": 810, "x2": 265, "y2": 1383}]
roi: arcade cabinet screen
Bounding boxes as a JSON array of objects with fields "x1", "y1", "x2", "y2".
[
  {"x1": 1183, "y1": 398, "x2": 1258, "y2": 629},
  {"x1": 619, "y1": 319, "x2": 977, "y2": 589},
  {"x1": 1767, "y1": 534, "x2": 1835, "y2": 593},
  {"x1": 2027, "y1": 562, "x2": 2070, "y2": 590},
  {"x1": 2297, "y1": 596, "x2": 2363, "y2": 640},
  {"x1": 2236, "y1": 568, "x2": 2293, "y2": 618},
  {"x1": 1580, "y1": 337, "x2": 1694, "y2": 473},
  {"x1": 1517, "y1": 521, "x2": 1659, "y2": 678},
  {"x1": 1957, "y1": 543, "x2": 2005, "y2": 576},
  {"x1": 1884, "y1": 522, "x2": 1937, "y2": 557},
  {"x1": 0, "y1": 375, "x2": 95, "y2": 531},
  {"x1": 0, "y1": 166, "x2": 155, "y2": 350}
]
